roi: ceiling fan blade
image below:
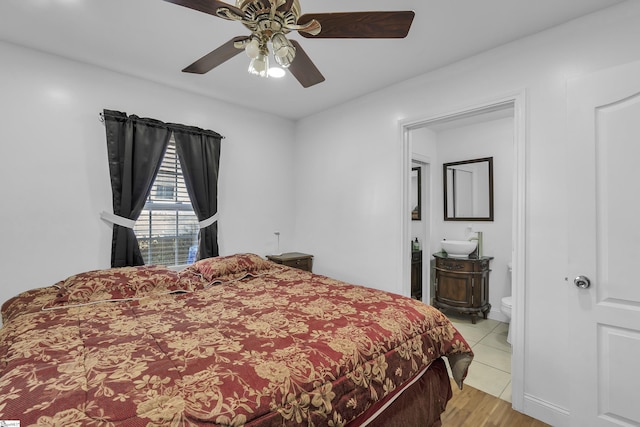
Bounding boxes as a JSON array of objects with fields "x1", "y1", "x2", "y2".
[
  {"x1": 182, "y1": 36, "x2": 248, "y2": 74},
  {"x1": 287, "y1": 40, "x2": 325, "y2": 88},
  {"x1": 298, "y1": 11, "x2": 415, "y2": 38},
  {"x1": 162, "y1": 0, "x2": 244, "y2": 20}
]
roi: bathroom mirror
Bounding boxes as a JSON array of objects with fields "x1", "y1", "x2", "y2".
[
  {"x1": 443, "y1": 157, "x2": 494, "y2": 221},
  {"x1": 411, "y1": 167, "x2": 421, "y2": 220}
]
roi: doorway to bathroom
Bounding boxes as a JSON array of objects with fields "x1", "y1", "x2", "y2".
[{"x1": 399, "y1": 93, "x2": 526, "y2": 409}]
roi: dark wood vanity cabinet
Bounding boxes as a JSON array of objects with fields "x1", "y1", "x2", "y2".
[
  {"x1": 432, "y1": 253, "x2": 492, "y2": 324},
  {"x1": 411, "y1": 250, "x2": 422, "y2": 300}
]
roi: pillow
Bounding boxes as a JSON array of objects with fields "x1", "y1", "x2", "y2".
[
  {"x1": 2, "y1": 286, "x2": 60, "y2": 323},
  {"x1": 43, "y1": 265, "x2": 187, "y2": 310},
  {"x1": 179, "y1": 253, "x2": 276, "y2": 288}
]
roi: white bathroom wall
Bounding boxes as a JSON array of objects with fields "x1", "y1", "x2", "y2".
[
  {"x1": 435, "y1": 116, "x2": 514, "y2": 322},
  {"x1": 410, "y1": 127, "x2": 438, "y2": 303},
  {"x1": 406, "y1": 116, "x2": 514, "y2": 314},
  {"x1": 293, "y1": 2, "x2": 640, "y2": 424},
  {"x1": 410, "y1": 127, "x2": 439, "y2": 256},
  {"x1": 0, "y1": 41, "x2": 297, "y2": 308},
  {"x1": 410, "y1": 161, "x2": 425, "y2": 251},
  {"x1": 409, "y1": 127, "x2": 437, "y2": 251}
]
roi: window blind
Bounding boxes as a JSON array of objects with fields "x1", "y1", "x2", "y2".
[{"x1": 134, "y1": 136, "x2": 198, "y2": 266}]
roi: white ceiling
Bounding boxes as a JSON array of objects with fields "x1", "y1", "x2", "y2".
[{"x1": 0, "y1": 0, "x2": 625, "y2": 120}]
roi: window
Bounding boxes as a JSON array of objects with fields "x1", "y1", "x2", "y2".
[
  {"x1": 134, "y1": 135, "x2": 198, "y2": 266},
  {"x1": 155, "y1": 183, "x2": 175, "y2": 200}
]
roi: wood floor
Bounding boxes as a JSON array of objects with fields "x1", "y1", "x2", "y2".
[{"x1": 441, "y1": 380, "x2": 550, "y2": 427}]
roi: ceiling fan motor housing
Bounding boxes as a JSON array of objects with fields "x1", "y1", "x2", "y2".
[{"x1": 238, "y1": 0, "x2": 300, "y2": 37}]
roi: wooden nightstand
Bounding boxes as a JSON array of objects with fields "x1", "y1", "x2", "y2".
[{"x1": 266, "y1": 252, "x2": 313, "y2": 272}]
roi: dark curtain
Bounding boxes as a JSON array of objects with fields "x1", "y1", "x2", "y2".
[
  {"x1": 173, "y1": 124, "x2": 222, "y2": 260},
  {"x1": 103, "y1": 110, "x2": 172, "y2": 267}
]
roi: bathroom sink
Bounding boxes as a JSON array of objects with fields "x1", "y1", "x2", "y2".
[{"x1": 441, "y1": 240, "x2": 477, "y2": 258}]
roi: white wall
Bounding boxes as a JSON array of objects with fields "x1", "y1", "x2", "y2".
[
  {"x1": 293, "y1": 2, "x2": 640, "y2": 424},
  {"x1": 2, "y1": 2, "x2": 639, "y2": 424},
  {"x1": 0, "y1": 41, "x2": 297, "y2": 308}
]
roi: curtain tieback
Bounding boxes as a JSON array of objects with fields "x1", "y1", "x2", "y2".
[
  {"x1": 100, "y1": 211, "x2": 136, "y2": 229},
  {"x1": 199, "y1": 213, "x2": 218, "y2": 229}
]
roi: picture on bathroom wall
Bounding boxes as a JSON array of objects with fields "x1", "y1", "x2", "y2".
[{"x1": 411, "y1": 166, "x2": 421, "y2": 220}]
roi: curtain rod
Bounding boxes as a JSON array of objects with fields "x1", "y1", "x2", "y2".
[{"x1": 98, "y1": 112, "x2": 225, "y2": 139}]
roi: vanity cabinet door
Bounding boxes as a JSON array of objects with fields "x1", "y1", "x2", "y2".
[{"x1": 436, "y1": 270, "x2": 472, "y2": 307}]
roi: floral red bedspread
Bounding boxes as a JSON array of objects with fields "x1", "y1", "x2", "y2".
[{"x1": 0, "y1": 254, "x2": 473, "y2": 426}]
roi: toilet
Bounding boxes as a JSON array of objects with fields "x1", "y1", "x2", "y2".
[
  {"x1": 501, "y1": 263, "x2": 513, "y2": 343},
  {"x1": 501, "y1": 296, "x2": 512, "y2": 320}
]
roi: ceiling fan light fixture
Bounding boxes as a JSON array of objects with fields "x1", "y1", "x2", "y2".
[
  {"x1": 245, "y1": 38, "x2": 261, "y2": 59},
  {"x1": 248, "y1": 50, "x2": 269, "y2": 77},
  {"x1": 271, "y1": 33, "x2": 296, "y2": 68}
]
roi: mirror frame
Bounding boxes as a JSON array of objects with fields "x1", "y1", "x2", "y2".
[
  {"x1": 411, "y1": 166, "x2": 421, "y2": 221},
  {"x1": 443, "y1": 157, "x2": 494, "y2": 221}
]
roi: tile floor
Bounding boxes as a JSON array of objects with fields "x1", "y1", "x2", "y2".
[{"x1": 445, "y1": 312, "x2": 512, "y2": 402}]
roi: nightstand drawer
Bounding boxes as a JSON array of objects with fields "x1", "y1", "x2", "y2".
[
  {"x1": 266, "y1": 252, "x2": 313, "y2": 272},
  {"x1": 281, "y1": 258, "x2": 312, "y2": 271}
]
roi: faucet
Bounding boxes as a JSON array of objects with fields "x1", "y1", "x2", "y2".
[{"x1": 469, "y1": 231, "x2": 483, "y2": 257}]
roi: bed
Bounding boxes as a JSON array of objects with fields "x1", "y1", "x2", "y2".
[{"x1": 0, "y1": 253, "x2": 473, "y2": 426}]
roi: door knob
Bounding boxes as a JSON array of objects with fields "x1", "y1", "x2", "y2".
[{"x1": 574, "y1": 275, "x2": 591, "y2": 289}]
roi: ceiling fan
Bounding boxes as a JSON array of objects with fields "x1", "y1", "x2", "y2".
[{"x1": 163, "y1": 0, "x2": 415, "y2": 88}]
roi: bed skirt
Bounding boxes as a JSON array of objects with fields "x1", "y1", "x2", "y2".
[{"x1": 349, "y1": 357, "x2": 452, "y2": 427}]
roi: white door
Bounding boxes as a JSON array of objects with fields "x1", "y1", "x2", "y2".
[{"x1": 568, "y1": 60, "x2": 640, "y2": 426}]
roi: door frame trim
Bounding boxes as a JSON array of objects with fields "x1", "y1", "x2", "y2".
[
  {"x1": 398, "y1": 89, "x2": 527, "y2": 410},
  {"x1": 411, "y1": 155, "x2": 431, "y2": 304}
]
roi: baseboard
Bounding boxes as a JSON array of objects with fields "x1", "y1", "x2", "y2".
[
  {"x1": 523, "y1": 393, "x2": 570, "y2": 426},
  {"x1": 487, "y1": 310, "x2": 509, "y2": 323}
]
